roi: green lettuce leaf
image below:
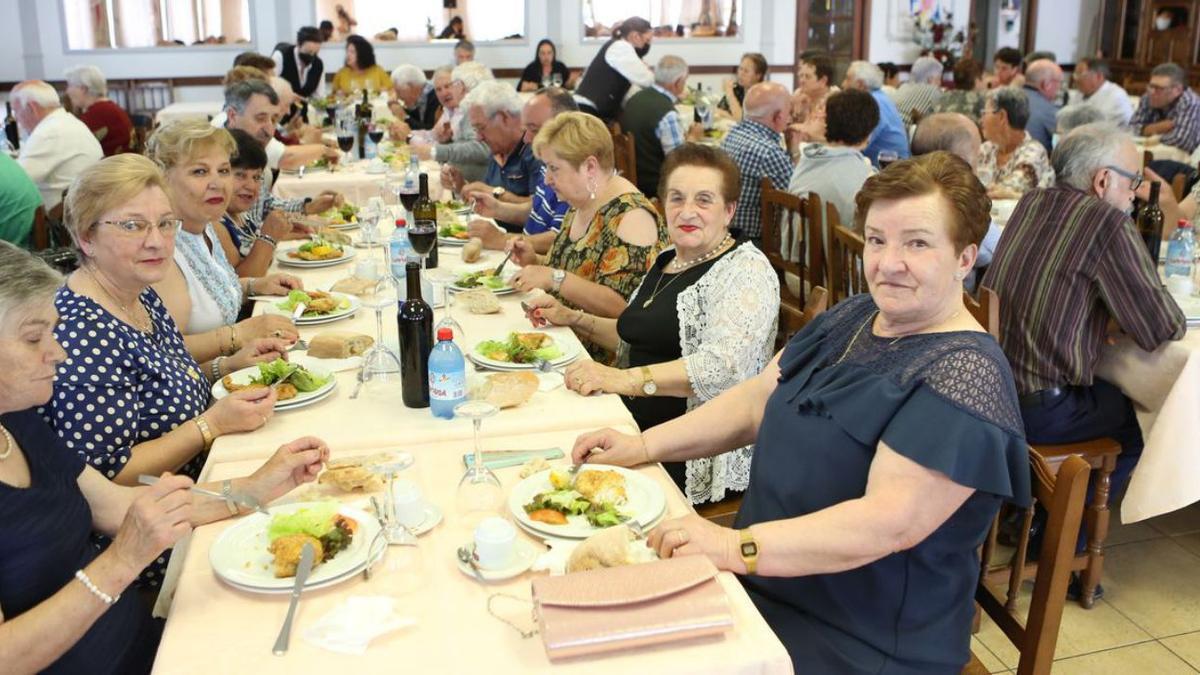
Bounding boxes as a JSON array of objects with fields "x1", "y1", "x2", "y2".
[{"x1": 267, "y1": 502, "x2": 339, "y2": 541}]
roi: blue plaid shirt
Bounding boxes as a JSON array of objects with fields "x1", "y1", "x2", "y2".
[
  {"x1": 720, "y1": 119, "x2": 793, "y2": 239},
  {"x1": 1131, "y1": 88, "x2": 1200, "y2": 153}
]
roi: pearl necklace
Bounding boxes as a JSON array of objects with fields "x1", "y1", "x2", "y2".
[
  {"x1": 666, "y1": 234, "x2": 733, "y2": 273},
  {"x1": 0, "y1": 424, "x2": 13, "y2": 460}
]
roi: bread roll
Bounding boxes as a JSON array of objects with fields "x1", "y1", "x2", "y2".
[
  {"x1": 307, "y1": 331, "x2": 374, "y2": 358},
  {"x1": 330, "y1": 277, "x2": 378, "y2": 296},
  {"x1": 458, "y1": 288, "x2": 500, "y2": 314},
  {"x1": 567, "y1": 525, "x2": 637, "y2": 573},
  {"x1": 478, "y1": 371, "x2": 539, "y2": 408},
  {"x1": 462, "y1": 237, "x2": 483, "y2": 263}
]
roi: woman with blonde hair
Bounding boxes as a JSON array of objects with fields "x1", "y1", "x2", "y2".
[
  {"x1": 509, "y1": 111, "x2": 668, "y2": 360},
  {"x1": 145, "y1": 120, "x2": 300, "y2": 336},
  {"x1": 49, "y1": 154, "x2": 288, "y2": 587}
]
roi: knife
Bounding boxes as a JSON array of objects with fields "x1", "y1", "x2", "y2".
[{"x1": 273, "y1": 542, "x2": 315, "y2": 656}]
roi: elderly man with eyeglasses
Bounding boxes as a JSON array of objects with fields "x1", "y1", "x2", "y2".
[
  {"x1": 982, "y1": 123, "x2": 1184, "y2": 598},
  {"x1": 1131, "y1": 62, "x2": 1200, "y2": 153}
]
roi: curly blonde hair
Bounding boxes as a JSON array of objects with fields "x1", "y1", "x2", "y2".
[
  {"x1": 532, "y1": 111, "x2": 614, "y2": 171},
  {"x1": 145, "y1": 119, "x2": 236, "y2": 171}
]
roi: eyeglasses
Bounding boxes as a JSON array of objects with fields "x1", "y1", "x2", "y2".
[
  {"x1": 1104, "y1": 165, "x2": 1143, "y2": 191},
  {"x1": 97, "y1": 218, "x2": 184, "y2": 237}
]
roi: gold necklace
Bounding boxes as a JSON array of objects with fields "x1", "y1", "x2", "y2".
[
  {"x1": 835, "y1": 308, "x2": 963, "y2": 364},
  {"x1": 85, "y1": 266, "x2": 151, "y2": 333},
  {"x1": 0, "y1": 424, "x2": 14, "y2": 460},
  {"x1": 642, "y1": 235, "x2": 732, "y2": 308}
]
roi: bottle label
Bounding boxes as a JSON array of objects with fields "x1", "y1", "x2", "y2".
[{"x1": 429, "y1": 371, "x2": 465, "y2": 400}]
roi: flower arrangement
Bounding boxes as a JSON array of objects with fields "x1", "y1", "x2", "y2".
[{"x1": 911, "y1": 3, "x2": 966, "y2": 67}]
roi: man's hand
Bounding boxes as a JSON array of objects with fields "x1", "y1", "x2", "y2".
[{"x1": 303, "y1": 191, "x2": 343, "y2": 215}]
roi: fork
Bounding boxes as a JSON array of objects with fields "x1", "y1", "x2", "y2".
[
  {"x1": 531, "y1": 358, "x2": 561, "y2": 374},
  {"x1": 287, "y1": 338, "x2": 309, "y2": 353}
]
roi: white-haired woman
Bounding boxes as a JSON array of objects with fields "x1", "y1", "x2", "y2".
[
  {"x1": 0, "y1": 240, "x2": 330, "y2": 675},
  {"x1": 412, "y1": 61, "x2": 493, "y2": 182},
  {"x1": 978, "y1": 86, "x2": 1055, "y2": 199},
  {"x1": 388, "y1": 64, "x2": 440, "y2": 137},
  {"x1": 64, "y1": 65, "x2": 133, "y2": 157}
]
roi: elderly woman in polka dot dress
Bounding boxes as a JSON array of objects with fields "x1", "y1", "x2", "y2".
[{"x1": 42, "y1": 155, "x2": 290, "y2": 587}]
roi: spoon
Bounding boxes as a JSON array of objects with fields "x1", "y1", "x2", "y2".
[{"x1": 457, "y1": 545, "x2": 487, "y2": 583}]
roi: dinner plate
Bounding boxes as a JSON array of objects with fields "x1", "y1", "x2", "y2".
[
  {"x1": 275, "y1": 244, "x2": 357, "y2": 268},
  {"x1": 455, "y1": 539, "x2": 542, "y2": 582},
  {"x1": 507, "y1": 467, "x2": 668, "y2": 540},
  {"x1": 449, "y1": 279, "x2": 517, "y2": 295},
  {"x1": 438, "y1": 236, "x2": 469, "y2": 247},
  {"x1": 467, "y1": 335, "x2": 579, "y2": 371},
  {"x1": 326, "y1": 220, "x2": 360, "y2": 231},
  {"x1": 211, "y1": 363, "x2": 337, "y2": 411},
  {"x1": 264, "y1": 293, "x2": 361, "y2": 325},
  {"x1": 209, "y1": 503, "x2": 381, "y2": 593}
]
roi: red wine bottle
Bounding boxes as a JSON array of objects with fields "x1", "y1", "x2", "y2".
[
  {"x1": 399, "y1": 261, "x2": 433, "y2": 407},
  {"x1": 414, "y1": 173, "x2": 438, "y2": 268}
]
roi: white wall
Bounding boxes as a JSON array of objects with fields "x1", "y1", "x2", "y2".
[
  {"x1": 868, "y1": 0, "x2": 972, "y2": 63},
  {"x1": 1032, "y1": 0, "x2": 1100, "y2": 63}
]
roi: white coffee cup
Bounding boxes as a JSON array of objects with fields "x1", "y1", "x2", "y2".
[
  {"x1": 473, "y1": 517, "x2": 516, "y2": 570},
  {"x1": 391, "y1": 479, "x2": 426, "y2": 528}
]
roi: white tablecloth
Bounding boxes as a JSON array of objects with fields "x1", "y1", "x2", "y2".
[
  {"x1": 155, "y1": 101, "x2": 223, "y2": 126},
  {"x1": 273, "y1": 159, "x2": 445, "y2": 206}
]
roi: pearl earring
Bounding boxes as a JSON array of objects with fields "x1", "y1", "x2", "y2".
[
  {"x1": 954, "y1": 271, "x2": 965, "y2": 280},
  {"x1": 587, "y1": 178, "x2": 596, "y2": 201}
]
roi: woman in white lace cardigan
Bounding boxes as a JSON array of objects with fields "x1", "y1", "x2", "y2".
[{"x1": 524, "y1": 144, "x2": 780, "y2": 503}]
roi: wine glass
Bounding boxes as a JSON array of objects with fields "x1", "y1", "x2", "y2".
[
  {"x1": 336, "y1": 115, "x2": 355, "y2": 165},
  {"x1": 355, "y1": 204, "x2": 381, "y2": 249},
  {"x1": 373, "y1": 452, "x2": 416, "y2": 544},
  {"x1": 367, "y1": 123, "x2": 385, "y2": 158},
  {"x1": 454, "y1": 400, "x2": 503, "y2": 527},
  {"x1": 427, "y1": 268, "x2": 465, "y2": 341},
  {"x1": 550, "y1": 72, "x2": 563, "y2": 88},
  {"x1": 878, "y1": 150, "x2": 899, "y2": 170},
  {"x1": 360, "y1": 270, "x2": 403, "y2": 389},
  {"x1": 408, "y1": 220, "x2": 436, "y2": 270}
]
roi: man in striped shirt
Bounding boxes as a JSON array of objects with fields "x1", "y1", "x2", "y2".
[
  {"x1": 1130, "y1": 62, "x2": 1200, "y2": 153},
  {"x1": 982, "y1": 123, "x2": 1184, "y2": 518}
]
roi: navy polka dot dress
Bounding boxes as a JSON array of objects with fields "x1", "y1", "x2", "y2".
[{"x1": 40, "y1": 285, "x2": 210, "y2": 587}]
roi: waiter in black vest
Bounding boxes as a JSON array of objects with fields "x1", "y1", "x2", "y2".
[
  {"x1": 271, "y1": 26, "x2": 326, "y2": 99},
  {"x1": 573, "y1": 16, "x2": 655, "y2": 122}
]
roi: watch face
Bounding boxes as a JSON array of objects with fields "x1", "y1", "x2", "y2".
[
  {"x1": 643, "y1": 381, "x2": 657, "y2": 395},
  {"x1": 741, "y1": 542, "x2": 758, "y2": 556}
]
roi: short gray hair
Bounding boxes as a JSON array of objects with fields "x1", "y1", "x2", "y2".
[
  {"x1": 462, "y1": 80, "x2": 523, "y2": 118},
  {"x1": 845, "y1": 61, "x2": 883, "y2": 91},
  {"x1": 912, "y1": 112, "x2": 979, "y2": 164},
  {"x1": 0, "y1": 241, "x2": 63, "y2": 327},
  {"x1": 1152, "y1": 62, "x2": 1187, "y2": 87},
  {"x1": 11, "y1": 81, "x2": 61, "y2": 110},
  {"x1": 64, "y1": 65, "x2": 108, "y2": 96},
  {"x1": 910, "y1": 56, "x2": 944, "y2": 85},
  {"x1": 224, "y1": 79, "x2": 279, "y2": 114},
  {"x1": 432, "y1": 64, "x2": 455, "y2": 81},
  {"x1": 654, "y1": 55, "x2": 688, "y2": 86},
  {"x1": 535, "y1": 87, "x2": 579, "y2": 115},
  {"x1": 391, "y1": 64, "x2": 427, "y2": 88},
  {"x1": 1057, "y1": 104, "x2": 1105, "y2": 134},
  {"x1": 986, "y1": 86, "x2": 1030, "y2": 130},
  {"x1": 451, "y1": 61, "x2": 493, "y2": 91},
  {"x1": 1051, "y1": 122, "x2": 1129, "y2": 191}
]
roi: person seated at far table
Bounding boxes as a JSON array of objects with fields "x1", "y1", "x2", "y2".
[
  {"x1": 720, "y1": 82, "x2": 795, "y2": 245},
  {"x1": 977, "y1": 86, "x2": 1055, "y2": 199},
  {"x1": 0, "y1": 240, "x2": 332, "y2": 675},
  {"x1": 932, "y1": 57, "x2": 986, "y2": 122},
  {"x1": 463, "y1": 87, "x2": 576, "y2": 254},
  {"x1": 387, "y1": 64, "x2": 440, "y2": 137},
  {"x1": 508, "y1": 112, "x2": 668, "y2": 360},
  {"x1": 518, "y1": 39, "x2": 575, "y2": 93},
  {"x1": 892, "y1": 56, "x2": 944, "y2": 126},
  {"x1": 573, "y1": 151, "x2": 1031, "y2": 675},
  {"x1": 842, "y1": 60, "x2": 910, "y2": 168},
  {"x1": 413, "y1": 62, "x2": 493, "y2": 183},
  {"x1": 619, "y1": 55, "x2": 705, "y2": 198},
  {"x1": 330, "y1": 34, "x2": 391, "y2": 97},
  {"x1": 214, "y1": 129, "x2": 294, "y2": 277},
  {"x1": 717, "y1": 52, "x2": 768, "y2": 121},
  {"x1": 12, "y1": 80, "x2": 103, "y2": 212},
  {"x1": 1021, "y1": 59, "x2": 1064, "y2": 153},
  {"x1": 63, "y1": 65, "x2": 133, "y2": 156},
  {"x1": 1131, "y1": 62, "x2": 1200, "y2": 154},
  {"x1": 524, "y1": 144, "x2": 779, "y2": 503},
  {"x1": 788, "y1": 89, "x2": 878, "y2": 229},
  {"x1": 0, "y1": 154, "x2": 43, "y2": 249},
  {"x1": 454, "y1": 39, "x2": 475, "y2": 65},
  {"x1": 1073, "y1": 57, "x2": 1134, "y2": 127}
]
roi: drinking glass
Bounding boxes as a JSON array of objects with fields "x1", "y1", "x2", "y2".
[
  {"x1": 360, "y1": 269, "x2": 403, "y2": 388},
  {"x1": 408, "y1": 221, "x2": 437, "y2": 269},
  {"x1": 355, "y1": 205, "x2": 381, "y2": 249},
  {"x1": 878, "y1": 150, "x2": 899, "y2": 169},
  {"x1": 336, "y1": 115, "x2": 355, "y2": 165},
  {"x1": 454, "y1": 400, "x2": 503, "y2": 527},
  {"x1": 373, "y1": 452, "x2": 415, "y2": 544},
  {"x1": 427, "y1": 268, "x2": 464, "y2": 341},
  {"x1": 550, "y1": 72, "x2": 563, "y2": 88}
]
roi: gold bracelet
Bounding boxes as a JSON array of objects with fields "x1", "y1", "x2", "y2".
[
  {"x1": 226, "y1": 325, "x2": 239, "y2": 355},
  {"x1": 195, "y1": 415, "x2": 215, "y2": 450}
]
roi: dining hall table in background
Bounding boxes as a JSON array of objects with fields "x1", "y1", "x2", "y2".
[
  {"x1": 154, "y1": 100, "x2": 224, "y2": 126},
  {"x1": 273, "y1": 158, "x2": 446, "y2": 207}
]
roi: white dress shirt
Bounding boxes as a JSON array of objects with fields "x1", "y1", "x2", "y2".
[
  {"x1": 270, "y1": 49, "x2": 327, "y2": 98},
  {"x1": 18, "y1": 108, "x2": 103, "y2": 209},
  {"x1": 604, "y1": 40, "x2": 655, "y2": 89},
  {"x1": 1084, "y1": 80, "x2": 1135, "y2": 127}
]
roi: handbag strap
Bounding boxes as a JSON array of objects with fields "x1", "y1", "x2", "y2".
[{"x1": 487, "y1": 593, "x2": 538, "y2": 639}]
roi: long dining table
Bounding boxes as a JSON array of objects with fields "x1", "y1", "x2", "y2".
[{"x1": 151, "y1": 185, "x2": 793, "y2": 673}]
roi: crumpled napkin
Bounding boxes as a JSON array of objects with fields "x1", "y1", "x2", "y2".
[{"x1": 302, "y1": 595, "x2": 415, "y2": 655}]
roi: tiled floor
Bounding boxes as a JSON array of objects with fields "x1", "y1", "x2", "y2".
[{"x1": 972, "y1": 501, "x2": 1200, "y2": 673}]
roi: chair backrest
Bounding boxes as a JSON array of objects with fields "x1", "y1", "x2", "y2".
[
  {"x1": 128, "y1": 80, "x2": 175, "y2": 118},
  {"x1": 1172, "y1": 171, "x2": 1188, "y2": 201},
  {"x1": 828, "y1": 223, "x2": 866, "y2": 304},
  {"x1": 760, "y1": 177, "x2": 824, "y2": 307},
  {"x1": 31, "y1": 206, "x2": 50, "y2": 251},
  {"x1": 977, "y1": 451, "x2": 1090, "y2": 675},
  {"x1": 963, "y1": 286, "x2": 1000, "y2": 340},
  {"x1": 611, "y1": 130, "x2": 637, "y2": 187},
  {"x1": 777, "y1": 285, "x2": 829, "y2": 347}
]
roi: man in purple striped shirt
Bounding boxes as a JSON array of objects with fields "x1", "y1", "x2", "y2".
[{"x1": 983, "y1": 124, "x2": 1184, "y2": 591}]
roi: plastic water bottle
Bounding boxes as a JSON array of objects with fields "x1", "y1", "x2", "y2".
[
  {"x1": 1165, "y1": 219, "x2": 1195, "y2": 278},
  {"x1": 389, "y1": 218, "x2": 412, "y2": 282},
  {"x1": 428, "y1": 327, "x2": 466, "y2": 419}
]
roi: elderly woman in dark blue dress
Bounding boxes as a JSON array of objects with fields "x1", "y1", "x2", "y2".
[
  {"x1": 0, "y1": 241, "x2": 329, "y2": 674},
  {"x1": 574, "y1": 151, "x2": 1030, "y2": 674}
]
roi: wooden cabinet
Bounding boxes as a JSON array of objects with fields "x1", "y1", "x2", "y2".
[{"x1": 1099, "y1": 0, "x2": 1200, "y2": 87}]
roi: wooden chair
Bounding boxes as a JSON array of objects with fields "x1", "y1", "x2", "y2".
[
  {"x1": 611, "y1": 129, "x2": 637, "y2": 187},
  {"x1": 829, "y1": 223, "x2": 866, "y2": 305},
  {"x1": 1171, "y1": 171, "x2": 1188, "y2": 201},
  {"x1": 30, "y1": 206, "x2": 50, "y2": 251},
  {"x1": 964, "y1": 452, "x2": 1090, "y2": 675},
  {"x1": 964, "y1": 286, "x2": 1122, "y2": 609},
  {"x1": 760, "y1": 177, "x2": 824, "y2": 308}
]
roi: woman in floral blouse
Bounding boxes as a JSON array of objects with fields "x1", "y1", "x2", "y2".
[
  {"x1": 977, "y1": 86, "x2": 1055, "y2": 199},
  {"x1": 509, "y1": 112, "x2": 668, "y2": 360}
]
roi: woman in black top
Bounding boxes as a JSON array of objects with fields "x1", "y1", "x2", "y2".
[
  {"x1": 518, "y1": 39, "x2": 574, "y2": 92},
  {"x1": 720, "y1": 52, "x2": 768, "y2": 120},
  {"x1": 0, "y1": 241, "x2": 330, "y2": 674},
  {"x1": 438, "y1": 16, "x2": 466, "y2": 39},
  {"x1": 524, "y1": 145, "x2": 778, "y2": 504}
]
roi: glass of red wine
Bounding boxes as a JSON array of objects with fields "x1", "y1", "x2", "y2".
[
  {"x1": 336, "y1": 116, "x2": 355, "y2": 166},
  {"x1": 367, "y1": 123, "x2": 384, "y2": 156},
  {"x1": 878, "y1": 150, "x2": 899, "y2": 170},
  {"x1": 408, "y1": 222, "x2": 437, "y2": 268},
  {"x1": 396, "y1": 184, "x2": 419, "y2": 219}
]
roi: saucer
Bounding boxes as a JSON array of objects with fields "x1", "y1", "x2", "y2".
[
  {"x1": 456, "y1": 538, "x2": 541, "y2": 581},
  {"x1": 403, "y1": 503, "x2": 443, "y2": 536}
]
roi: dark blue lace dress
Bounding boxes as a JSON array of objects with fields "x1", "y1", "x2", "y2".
[{"x1": 735, "y1": 294, "x2": 1031, "y2": 674}]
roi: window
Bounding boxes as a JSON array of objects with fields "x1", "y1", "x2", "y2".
[
  {"x1": 63, "y1": 0, "x2": 250, "y2": 49},
  {"x1": 583, "y1": 0, "x2": 741, "y2": 38},
  {"x1": 314, "y1": 0, "x2": 526, "y2": 43}
]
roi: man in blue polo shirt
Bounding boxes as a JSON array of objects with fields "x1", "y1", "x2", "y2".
[
  {"x1": 465, "y1": 87, "x2": 575, "y2": 253},
  {"x1": 843, "y1": 60, "x2": 910, "y2": 167}
]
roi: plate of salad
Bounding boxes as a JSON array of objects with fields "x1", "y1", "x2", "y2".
[
  {"x1": 449, "y1": 269, "x2": 515, "y2": 295},
  {"x1": 270, "y1": 290, "x2": 359, "y2": 325},
  {"x1": 275, "y1": 239, "x2": 357, "y2": 268},
  {"x1": 211, "y1": 358, "x2": 337, "y2": 411},
  {"x1": 438, "y1": 221, "x2": 470, "y2": 245},
  {"x1": 320, "y1": 202, "x2": 359, "y2": 229},
  {"x1": 508, "y1": 466, "x2": 667, "y2": 540},
  {"x1": 468, "y1": 331, "x2": 578, "y2": 371}
]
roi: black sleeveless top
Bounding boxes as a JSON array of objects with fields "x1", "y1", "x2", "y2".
[
  {"x1": 277, "y1": 44, "x2": 325, "y2": 98},
  {"x1": 575, "y1": 39, "x2": 632, "y2": 120}
]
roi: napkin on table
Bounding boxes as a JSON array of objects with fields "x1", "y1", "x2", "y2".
[{"x1": 302, "y1": 595, "x2": 415, "y2": 655}]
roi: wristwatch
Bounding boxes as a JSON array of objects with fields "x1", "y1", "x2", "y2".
[
  {"x1": 640, "y1": 366, "x2": 657, "y2": 396},
  {"x1": 550, "y1": 268, "x2": 566, "y2": 293},
  {"x1": 739, "y1": 528, "x2": 759, "y2": 574},
  {"x1": 492, "y1": 186, "x2": 506, "y2": 198}
]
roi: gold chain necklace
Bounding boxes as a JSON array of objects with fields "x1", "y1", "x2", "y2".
[
  {"x1": 642, "y1": 235, "x2": 732, "y2": 308},
  {"x1": 0, "y1": 424, "x2": 14, "y2": 460},
  {"x1": 85, "y1": 266, "x2": 150, "y2": 333},
  {"x1": 835, "y1": 309, "x2": 963, "y2": 364}
]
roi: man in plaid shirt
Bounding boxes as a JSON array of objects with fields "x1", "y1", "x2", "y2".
[
  {"x1": 1130, "y1": 62, "x2": 1200, "y2": 153},
  {"x1": 720, "y1": 82, "x2": 794, "y2": 243}
]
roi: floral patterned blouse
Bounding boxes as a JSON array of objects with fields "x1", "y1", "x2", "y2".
[
  {"x1": 977, "y1": 132, "x2": 1056, "y2": 196},
  {"x1": 547, "y1": 191, "x2": 668, "y2": 361}
]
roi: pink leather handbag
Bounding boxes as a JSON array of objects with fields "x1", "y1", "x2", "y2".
[{"x1": 531, "y1": 555, "x2": 735, "y2": 660}]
